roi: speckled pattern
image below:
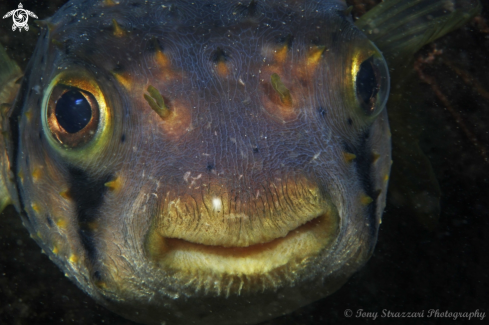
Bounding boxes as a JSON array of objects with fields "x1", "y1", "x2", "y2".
[{"x1": 0, "y1": 1, "x2": 488, "y2": 325}]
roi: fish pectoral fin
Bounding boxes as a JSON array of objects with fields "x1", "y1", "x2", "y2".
[
  {"x1": 356, "y1": 0, "x2": 481, "y2": 68},
  {"x1": 0, "y1": 46, "x2": 22, "y2": 214}
]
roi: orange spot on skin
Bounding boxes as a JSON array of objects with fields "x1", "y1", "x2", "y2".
[
  {"x1": 216, "y1": 61, "x2": 229, "y2": 77},
  {"x1": 105, "y1": 176, "x2": 123, "y2": 192},
  {"x1": 155, "y1": 50, "x2": 170, "y2": 68},
  {"x1": 307, "y1": 46, "x2": 326, "y2": 67},
  {"x1": 112, "y1": 72, "x2": 133, "y2": 91},
  {"x1": 154, "y1": 51, "x2": 183, "y2": 81},
  {"x1": 273, "y1": 45, "x2": 288, "y2": 64},
  {"x1": 293, "y1": 46, "x2": 327, "y2": 82}
]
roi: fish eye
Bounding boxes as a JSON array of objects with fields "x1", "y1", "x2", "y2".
[
  {"x1": 42, "y1": 71, "x2": 111, "y2": 155},
  {"x1": 351, "y1": 44, "x2": 389, "y2": 118},
  {"x1": 55, "y1": 89, "x2": 93, "y2": 133},
  {"x1": 47, "y1": 85, "x2": 99, "y2": 147},
  {"x1": 356, "y1": 56, "x2": 380, "y2": 113}
]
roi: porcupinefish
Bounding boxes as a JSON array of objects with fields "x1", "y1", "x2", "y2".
[{"x1": 0, "y1": 0, "x2": 480, "y2": 324}]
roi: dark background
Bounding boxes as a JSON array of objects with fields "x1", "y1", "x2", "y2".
[{"x1": 0, "y1": 0, "x2": 488, "y2": 324}]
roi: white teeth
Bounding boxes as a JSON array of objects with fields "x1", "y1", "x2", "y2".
[{"x1": 212, "y1": 197, "x2": 222, "y2": 211}]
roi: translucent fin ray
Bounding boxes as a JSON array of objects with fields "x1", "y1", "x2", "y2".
[{"x1": 356, "y1": 0, "x2": 481, "y2": 68}]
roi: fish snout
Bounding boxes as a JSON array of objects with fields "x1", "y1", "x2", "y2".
[{"x1": 144, "y1": 174, "x2": 340, "y2": 279}]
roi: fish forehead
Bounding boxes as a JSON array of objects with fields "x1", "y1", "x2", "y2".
[{"x1": 36, "y1": 0, "x2": 366, "y2": 176}]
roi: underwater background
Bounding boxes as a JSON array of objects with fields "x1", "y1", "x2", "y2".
[{"x1": 0, "y1": 0, "x2": 487, "y2": 324}]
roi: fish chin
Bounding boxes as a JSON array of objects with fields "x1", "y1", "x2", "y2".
[{"x1": 146, "y1": 211, "x2": 339, "y2": 296}]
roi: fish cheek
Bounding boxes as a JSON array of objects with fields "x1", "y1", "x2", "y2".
[{"x1": 14, "y1": 66, "x2": 133, "y2": 293}]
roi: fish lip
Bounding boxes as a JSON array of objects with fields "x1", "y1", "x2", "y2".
[
  {"x1": 166, "y1": 212, "x2": 327, "y2": 251},
  {"x1": 146, "y1": 210, "x2": 340, "y2": 278}
]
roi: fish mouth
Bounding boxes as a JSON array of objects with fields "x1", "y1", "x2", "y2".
[{"x1": 146, "y1": 210, "x2": 339, "y2": 279}]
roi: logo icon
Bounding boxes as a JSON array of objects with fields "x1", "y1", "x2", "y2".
[{"x1": 2, "y1": 3, "x2": 38, "y2": 32}]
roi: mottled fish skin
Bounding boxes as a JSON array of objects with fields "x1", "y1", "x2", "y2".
[{"x1": 5, "y1": 0, "x2": 391, "y2": 324}]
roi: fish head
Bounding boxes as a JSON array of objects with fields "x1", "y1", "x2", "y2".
[{"x1": 9, "y1": 0, "x2": 391, "y2": 324}]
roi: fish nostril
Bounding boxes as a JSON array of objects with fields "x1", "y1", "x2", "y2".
[{"x1": 144, "y1": 85, "x2": 171, "y2": 119}]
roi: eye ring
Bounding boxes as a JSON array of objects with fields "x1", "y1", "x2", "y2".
[
  {"x1": 46, "y1": 86, "x2": 100, "y2": 147},
  {"x1": 41, "y1": 70, "x2": 112, "y2": 159},
  {"x1": 351, "y1": 42, "x2": 390, "y2": 118}
]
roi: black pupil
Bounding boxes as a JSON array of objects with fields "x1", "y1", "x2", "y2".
[
  {"x1": 55, "y1": 89, "x2": 92, "y2": 133},
  {"x1": 356, "y1": 57, "x2": 380, "y2": 110}
]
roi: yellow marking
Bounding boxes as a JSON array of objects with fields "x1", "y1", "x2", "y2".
[
  {"x1": 155, "y1": 49, "x2": 170, "y2": 68},
  {"x1": 383, "y1": 174, "x2": 389, "y2": 182},
  {"x1": 104, "y1": 175, "x2": 122, "y2": 192},
  {"x1": 216, "y1": 61, "x2": 229, "y2": 77},
  {"x1": 274, "y1": 44, "x2": 288, "y2": 64},
  {"x1": 152, "y1": 44, "x2": 180, "y2": 80},
  {"x1": 95, "y1": 281, "x2": 108, "y2": 289},
  {"x1": 270, "y1": 73, "x2": 292, "y2": 106},
  {"x1": 56, "y1": 218, "x2": 67, "y2": 229},
  {"x1": 112, "y1": 19, "x2": 125, "y2": 37},
  {"x1": 24, "y1": 110, "x2": 32, "y2": 121},
  {"x1": 144, "y1": 85, "x2": 171, "y2": 119},
  {"x1": 37, "y1": 231, "x2": 43, "y2": 239},
  {"x1": 32, "y1": 167, "x2": 42, "y2": 181},
  {"x1": 17, "y1": 170, "x2": 24, "y2": 183},
  {"x1": 307, "y1": 46, "x2": 326, "y2": 66},
  {"x1": 59, "y1": 189, "x2": 72, "y2": 200},
  {"x1": 360, "y1": 194, "x2": 373, "y2": 206},
  {"x1": 52, "y1": 245, "x2": 59, "y2": 255},
  {"x1": 372, "y1": 152, "x2": 380, "y2": 163},
  {"x1": 69, "y1": 254, "x2": 79, "y2": 264},
  {"x1": 343, "y1": 152, "x2": 357, "y2": 163},
  {"x1": 111, "y1": 71, "x2": 132, "y2": 91},
  {"x1": 31, "y1": 203, "x2": 41, "y2": 213},
  {"x1": 104, "y1": 0, "x2": 116, "y2": 6}
]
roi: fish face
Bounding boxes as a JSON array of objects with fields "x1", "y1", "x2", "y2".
[{"x1": 10, "y1": 0, "x2": 391, "y2": 324}]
